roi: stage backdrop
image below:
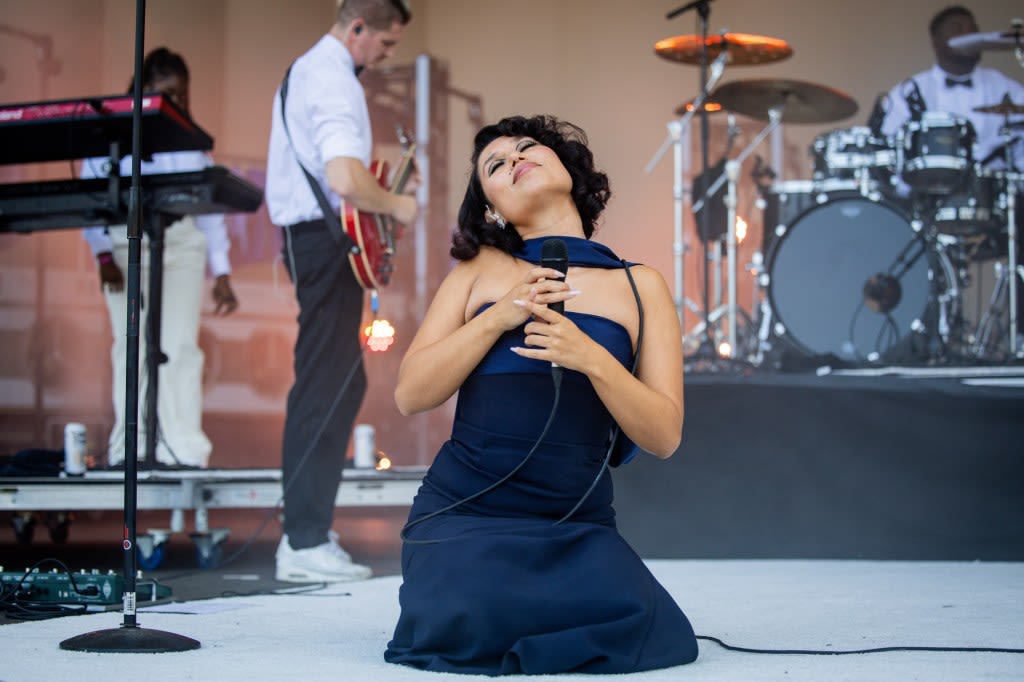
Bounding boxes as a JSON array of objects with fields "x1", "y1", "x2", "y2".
[{"x1": 0, "y1": 0, "x2": 1020, "y2": 471}]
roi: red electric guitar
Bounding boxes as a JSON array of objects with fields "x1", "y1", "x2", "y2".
[{"x1": 340, "y1": 127, "x2": 416, "y2": 290}]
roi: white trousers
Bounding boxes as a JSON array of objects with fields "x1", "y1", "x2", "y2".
[{"x1": 104, "y1": 217, "x2": 212, "y2": 467}]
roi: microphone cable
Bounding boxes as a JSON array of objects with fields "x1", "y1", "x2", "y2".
[
  {"x1": 399, "y1": 377, "x2": 562, "y2": 545},
  {"x1": 696, "y1": 634, "x2": 1024, "y2": 656},
  {"x1": 554, "y1": 261, "x2": 644, "y2": 525},
  {"x1": 403, "y1": 259, "x2": 648, "y2": 541}
]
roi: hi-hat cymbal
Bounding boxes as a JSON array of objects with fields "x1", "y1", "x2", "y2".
[
  {"x1": 949, "y1": 29, "x2": 1022, "y2": 51},
  {"x1": 975, "y1": 94, "x2": 1024, "y2": 115},
  {"x1": 655, "y1": 33, "x2": 793, "y2": 66},
  {"x1": 709, "y1": 78, "x2": 858, "y2": 124}
]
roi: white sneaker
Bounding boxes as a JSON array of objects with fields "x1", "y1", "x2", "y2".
[
  {"x1": 275, "y1": 535, "x2": 372, "y2": 583},
  {"x1": 327, "y1": 529, "x2": 352, "y2": 562}
]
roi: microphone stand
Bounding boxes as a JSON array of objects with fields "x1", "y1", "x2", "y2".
[
  {"x1": 60, "y1": 0, "x2": 200, "y2": 653},
  {"x1": 689, "y1": 0, "x2": 716, "y2": 360}
]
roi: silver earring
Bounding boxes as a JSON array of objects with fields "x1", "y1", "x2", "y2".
[{"x1": 486, "y1": 207, "x2": 506, "y2": 230}]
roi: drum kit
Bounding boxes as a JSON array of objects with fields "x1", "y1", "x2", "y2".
[{"x1": 652, "y1": 17, "x2": 1024, "y2": 369}]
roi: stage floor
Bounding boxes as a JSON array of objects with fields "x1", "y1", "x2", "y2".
[
  {"x1": 2, "y1": 363, "x2": 1023, "y2": 680},
  {"x1": 0, "y1": 558, "x2": 1021, "y2": 681}
]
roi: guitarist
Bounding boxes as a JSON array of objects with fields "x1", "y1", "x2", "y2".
[{"x1": 265, "y1": 0, "x2": 417, "y2": 583}]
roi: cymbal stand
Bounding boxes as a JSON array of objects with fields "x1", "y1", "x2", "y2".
[
  {"x1": 644, "y1": 47, "x2": 728, "y2": 325},
  {"x1": 998, "y1": 115, "x2": 1021, "y2": 356},
  {"x1": 691, "y1": 107, "x2": 783, "y2": 357},
  {"x1": 1008, "y1": 173, "x2": 1019, "y2": 356},
  {"x1": 1011, "y1": 18, "x2": 1023, "y2": 70}
]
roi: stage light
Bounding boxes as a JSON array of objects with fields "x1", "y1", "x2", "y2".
[
  {"x1": 735, "y1": 215, "x2": 748, "y2": 243},
  {"x1": 364, "y1": 319, "x2": 395, "y2": 352},
  {"x1": 375, "y1": 453, "x2": 392, "y2": 471},
  {"x1": 717, "y1": 341, "x2": 732, "y2": 357}
]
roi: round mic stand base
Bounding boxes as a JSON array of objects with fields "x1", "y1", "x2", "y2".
[{"x1": 61, "y1": 626, "x2": 201, "y2": 653}]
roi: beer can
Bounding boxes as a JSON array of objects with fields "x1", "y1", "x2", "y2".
[
  {"x1": 353, "y1": 424, "x2": 376, "y2": 468},
  {"x1": 64, "y1": 422, "x2": 88, "y2": 475}
]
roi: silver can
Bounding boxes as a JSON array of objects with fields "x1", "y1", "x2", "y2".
[
  {"x1": 64, "y1": 422, "x2": 87, "y2": 475},
  {"x1": 353, "y1": 424, "x2": 376, "y2": 468}
]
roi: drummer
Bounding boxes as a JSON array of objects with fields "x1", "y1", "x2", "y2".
[
  {"x1": 879, "y1": 4, "x2": 1024, "y2": 343},
  {"x1": 878, "y1": 5, "x2": 1024, "y2": 178}
]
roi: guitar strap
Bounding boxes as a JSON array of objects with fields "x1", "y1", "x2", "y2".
[{"x1": 278, "y1": 65, "x2": 356, "y2": 252}]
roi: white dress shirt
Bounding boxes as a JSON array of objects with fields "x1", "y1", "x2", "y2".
[
  {"x1": 265, "y1": 34, "x2": 373, "y2": 227},
  {"x1": 880, "y1": 63, "x2": 1024, "y2": 172},
  {"x1": 80, "y1": 150, "x2": 233, "y2": 276}
]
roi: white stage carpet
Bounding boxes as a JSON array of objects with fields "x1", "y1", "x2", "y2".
[{"x1": 1, "y1": 560, "x2": 1021, "y2": 681}]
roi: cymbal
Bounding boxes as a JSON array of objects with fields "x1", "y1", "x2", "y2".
[
  {"x1": 655, "y1": 33, "x2": 793, "y2": 66},
  {"x1": 709, "y1": 78, "x2": 858, "y2": 124},
  {"x1": 975, "y1": 94, "x2": 1024, "y2": 115},
  {"x1": 948, "y1": 29, "x2": 1022, "y2": 51}
]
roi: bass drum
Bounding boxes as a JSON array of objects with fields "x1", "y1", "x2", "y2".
[{"x1": 766, "y1": 194, "x2": 934, "y2": 362}]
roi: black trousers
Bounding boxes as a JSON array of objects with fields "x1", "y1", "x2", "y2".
[{"x1": 280, "y1": 220, "x2": 367, "y2": 550}]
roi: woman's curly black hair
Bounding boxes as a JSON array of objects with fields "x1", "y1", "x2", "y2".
[{"x1": 452, "y1": 115, "x2": 611, "y2": 261}]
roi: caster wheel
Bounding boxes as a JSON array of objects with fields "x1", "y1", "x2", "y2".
[
  {"x1": 137, "y1": 543, "x2": 166, "y2": 571},
  {"x1": 46, "y1": 512, "x2": 71, "y2": 544},
  {"x1": 194, "y1": 543, "x2": 222, "y2": 570},
  {"x1": 11, "y1": 513, "x2": 36, "y2": 544},
  {"x1": 190, "y1": 529, "x2": 230, "y2": 570}
]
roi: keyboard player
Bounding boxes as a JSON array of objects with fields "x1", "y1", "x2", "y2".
[{"x1": 81, "y1": 47, "x2": 238, "y2": 469}]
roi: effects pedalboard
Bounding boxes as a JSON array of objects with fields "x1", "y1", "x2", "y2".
[{"x1": 0, "y1": 567, "x2": 171, "y2": 606}]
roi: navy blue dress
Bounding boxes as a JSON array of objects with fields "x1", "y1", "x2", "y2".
[{"x1": 385, "y1": 237, "x2": 698, "y2": 675}]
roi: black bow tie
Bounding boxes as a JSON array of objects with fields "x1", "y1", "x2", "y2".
[{"x1": 945, "y1": 77, "x2": 973, "y2": 89}]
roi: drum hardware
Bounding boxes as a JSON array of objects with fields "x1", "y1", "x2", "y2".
[
  {"x1": 757, "y1": 182, "x2": 953, "y2": 365},
  {"x1": 1006, "y1": 173, "x2": 1020, "y2": 356},
  {"x1": 811, "y1": 126, "x2": 896, "y2": 184},
  {"x1": 654, "y1": 32, "x2": 793, "y2": 66},
  {"x1": 895, "y1": 112, "x2": 976, "y2": 194},
  {"x1": 973, "y1": 94, "x2": 1024, "y2": 116},
  {"x1": 972, "y1": 259, "x2": 1024, "y2": 359},
  {"x1": 644, "y1": 47, "x2": 729, "y2": 330},
  {"x1": 930, "y1": 235, "x2": 967, "y2": 359},
  {"x1": 648, "y1": 7, "x2": 793, "y2": 362},
  {"x1": 948, "y1": 19, "x2": 1023, "y2": 68},
  {"x1": 708, "y1": 78, "x2": 859, "y2": 124},
  {"x1": 673, "y1": 98, "x2": 724, "y2": 116},
  {"x1": 979, "y1": 135, "x2": 1023, "y2": 167},
  {"x1": 689, "y1": 109, "x2": 783, "y2": 358},
  {"x1": 922, "y1": 166, "x2": 1007, "y2": 235},
  {"x1": 690, "y1": 78, "x2": 861, "y2": 361}
]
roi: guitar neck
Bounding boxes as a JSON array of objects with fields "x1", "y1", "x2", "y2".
[{"x1": 389, "y1": 145, "x2": 416, "y2": 195}]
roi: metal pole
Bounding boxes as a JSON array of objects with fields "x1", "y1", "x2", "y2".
[
  {"x1": 725, "y1": 159, "x2": 740, "y2": 355},
  {"x1": 670, "y1": 119, "x2": 686, "y2": 323}
]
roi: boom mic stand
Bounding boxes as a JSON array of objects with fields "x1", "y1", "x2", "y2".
[
  {"x1": 61, "y1": 0, "x2": 200, "y2": 653},
  {"x1": 653, "y1": 0, "x2": 720, "y2": 360}
]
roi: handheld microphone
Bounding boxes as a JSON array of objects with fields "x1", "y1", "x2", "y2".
[
  {"x1": 540, "y1": 238, "x2": 569, "y2": 314},
  {"x1": 540, "y1": 239, "x2": 569, "y2": 382}
]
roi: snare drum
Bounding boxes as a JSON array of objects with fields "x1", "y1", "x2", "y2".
[
  {"x1": 896, "y1": 112, "x2": 975, "y2": 194},
  {"x1": 811, "y1": 127, "x2": 896, "y2": 180}
]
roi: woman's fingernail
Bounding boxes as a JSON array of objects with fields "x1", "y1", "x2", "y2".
[
  {"x1": 568, "y1": 289, "x2": 581, "y2": 297},
  {"x1": 513, "y1": 299, "x2": 526, "y2": 307}
]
